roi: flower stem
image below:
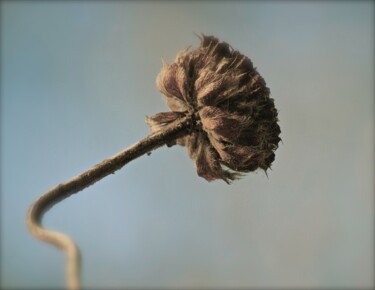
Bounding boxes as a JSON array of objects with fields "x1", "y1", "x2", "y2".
[{"x1": 26, "y1": 115, "x2": 192, "y2": 290}]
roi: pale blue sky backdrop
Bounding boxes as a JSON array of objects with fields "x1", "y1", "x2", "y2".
[{"x1": 1, "y1": 1, "x2": 374, "y2": 289}]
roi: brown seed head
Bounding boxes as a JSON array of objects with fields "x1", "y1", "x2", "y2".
[{"x1": 147, "y1": 35, "x2": 281, "y2": 183}]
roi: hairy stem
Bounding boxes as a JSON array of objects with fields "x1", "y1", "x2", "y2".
[{"x1": 26, "y1": 115, "x2": 192, "y2": 290}]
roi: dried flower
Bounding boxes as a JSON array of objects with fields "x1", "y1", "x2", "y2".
[{"x1": 147, "y1": 35, "x2": 281, "y2": 183}]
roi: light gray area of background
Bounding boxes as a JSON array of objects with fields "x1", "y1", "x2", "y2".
[{"x1": 1, "y1": 1, "x2": 374, "y2": 289}]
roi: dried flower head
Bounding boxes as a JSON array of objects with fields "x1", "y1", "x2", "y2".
[{"x1": 147, "y1": 35, "x2": 281, "y2": 183}]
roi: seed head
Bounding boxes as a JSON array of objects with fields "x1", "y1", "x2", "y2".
[{"x1": 147, "y1": 35, "x2": 281, "y2": 183}]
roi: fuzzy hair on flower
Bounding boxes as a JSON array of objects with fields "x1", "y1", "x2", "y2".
[{"x1": 147, "y1": 35, "x2": 281, "y2": 183}]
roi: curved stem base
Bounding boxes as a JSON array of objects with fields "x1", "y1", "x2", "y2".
[{"x1": 26, "y1": 116, "x2": 191, "y2": 289}]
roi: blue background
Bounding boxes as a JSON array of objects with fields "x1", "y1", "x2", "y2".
[{"x1": 1, "y1": 1, "x2": 374, "y2": 289}]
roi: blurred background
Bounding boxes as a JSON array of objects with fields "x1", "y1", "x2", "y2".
[{"x1": 1, "y1": 1, "x2": 373, "y2": 289}]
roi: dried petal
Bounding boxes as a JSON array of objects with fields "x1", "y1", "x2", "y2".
[
  {"x1": 195, "y1": 140, "x2": 240, "y2": 183},
  {"x1": 146, "y1": 111, "x2": 184, "y2": 133}
]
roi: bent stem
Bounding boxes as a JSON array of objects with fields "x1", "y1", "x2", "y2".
[{"x1": 26, "y1": 115, "x2": 192, "y2": 290}]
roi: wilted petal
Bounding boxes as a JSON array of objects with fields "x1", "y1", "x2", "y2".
[
  {"x1": 209, "y1": 39, "x2": 231, "y2": 57},
  {"x1": 156, "y1": 63, "x2": 185, "y2": 101},
  {"x1": 194, "y1": 71, "x2": 221, "y2": 97},
  {"x1": 175, "y1": 66, "x2": 190, "y2": 101},
  {"x1": 216, "y1": 145, "x2": 256, "y2": 169},
  {"x1": 217, "y1": 145, "x2": 275, "y2": 173},
  {"x1": 195, "y1": 76, "x2": 230, "y2": 106},
  {"x1": 199, "y1": 106, "x2": 253, "y2": 143},
  {"x1": 233, "y1": 55, "x2": 254, "y2": 71},
  {"x1": 146, "y1": 111, "x2": 184, "y2": 133},
  {"x1": 226, "y1": 51, "x2": 254, "y2": 71},
  {"x1": 195, "y1": 144, "x2": 237, "y2": 183},
  {"x1": 196, "y1": 72, "x2": 249, "y2": 106},
  {"x1": 165, "y1": 96, "x2": 188, "y2": 112},
  {"x1": 148, "y1": 111, "x2": 184, "y2": 123},
  {"x1": 215, "y1": 57, "x2": 231, "y2": 73}
]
